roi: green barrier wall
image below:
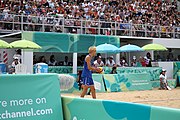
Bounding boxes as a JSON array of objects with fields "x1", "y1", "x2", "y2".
[
  {"x1": 177, "y1": 72, "x2": 180, "y2": 84},
  {"x1": 103, "y1": 73, "x2": 152, "y2": 92},
  {"x1": 104, "y1": 67, "x2": 161, "y2": 81},
  {"x1": 60, "y1": 74, "x2": 106, "y2": 93},
  {"x1": 173, "y1": 62, "x2": 180, "y2": 79},
  {"x1": 92, "y1": 74, "x2": 106, "y2": 92},
  {"x1": 48, "y1": 66, "x2": 161, "y2": 82},
  {"x1": 62, "y1": 96, "x2": 180, "y2": 120},
  {"x1": 0, "y1": 74, "x2": 63, "y2": 120},
  {"x1": 152, "y1": 79, "x2": 177, "y2": 88},
  {"x1": 48, "y1": 66, "x2": 83, "y2": 74}
]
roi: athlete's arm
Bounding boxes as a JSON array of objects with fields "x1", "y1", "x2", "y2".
[{"x1": 86, "y1": 56, "x2": 96, "y2": 71}]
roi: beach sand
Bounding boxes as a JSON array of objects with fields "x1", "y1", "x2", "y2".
[{"x1": 61, "y1": 87, "x2": 180, "y2": 109}]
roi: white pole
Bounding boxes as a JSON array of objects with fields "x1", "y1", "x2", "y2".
[
  {"x1": 23, "y1": 50, "x2": 33, "y2": 74},
  {"x1": 116, "y1": 53, "x2": 120, "y2": 64},
  {"x1": 73, "y1": 53, "x2": 77, "y2": 74}
]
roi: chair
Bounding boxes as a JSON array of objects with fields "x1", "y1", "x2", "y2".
[{"x1": 15, "y1": 64, "x2": 27, "y2": 74}]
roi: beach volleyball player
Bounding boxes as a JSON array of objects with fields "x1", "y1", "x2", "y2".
[{"x1": 80, "y1": 46, "x2": 101, "y2": 99}]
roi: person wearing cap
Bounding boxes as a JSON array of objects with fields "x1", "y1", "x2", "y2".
[
  {"x1": 117, "y1": 57, "x2": 128, "y2": 67},
  {"x1": 11, "y1": 57, "x2": 20, "y2": 68},
  {"x1": 131, "y1": 56, "x2": 137, "y2": 67},
  {"x1": 10, "y1": 57, "x2": 20, "y2": 74},
  {"x1": 93, "y1": 56, "x2": 104, "y2": 67},
  {"x1": 106, "y1": 56, "x2": 116, "y2": 67},
  {"x1": 159, "y1": 69, "x2": 169, "y2": 90}
]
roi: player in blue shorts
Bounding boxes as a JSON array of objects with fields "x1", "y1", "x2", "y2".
[{"x1": 80, "y1": 46, "x2": 101, "y2": 99}]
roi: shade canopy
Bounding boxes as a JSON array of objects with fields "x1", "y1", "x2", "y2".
[
  {"x1": 96, "y1": 43, "x2": 119, "y2": 53},
  {"x1": 10, "y1": 39, "x2": 41, "y2": 49},
  {"x1": 119, "y1": 44, "x2": 143, "y2": 52},
  {"x1": 0, "y1": 39, "x2": 11, "y2": 48},
  {"x1": 119, "y1": 44, "x2": 143, "y2": 66},
  {"x1": 142, "y1": 43, "x2": 167, "y2": 51}
]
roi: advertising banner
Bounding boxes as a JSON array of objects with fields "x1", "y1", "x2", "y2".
[
  {"x1": 0, "y1": 74, "x2": 63, "y2": 120},
  {"x1": 103, "y1": 73, "x2": 152, "y2": 92},
  {"x1": 62, "y1": 96, "x2": 180, "y2": 120}
]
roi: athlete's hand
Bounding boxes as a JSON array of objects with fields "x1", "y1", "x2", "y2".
[{"x1": 95, "y1": 67, "x2": 102, "y2": 73}]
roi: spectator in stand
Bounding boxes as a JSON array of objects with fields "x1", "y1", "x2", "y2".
[
  {"x1": 117, "y1": 57, "x2": 128, "y2": 67},
  {"x1": 106, "y1": 56, "x2": 116, "y2": 67},
  {"x1": 131, "y1": 56, "x2": 137, "y2": 67},
  {"x1": 146, "y1": 52, "x2": 152, "y2": 67},
  {"x1": 0, "y1": 0, "x2": 178, "y2": 38},
  {"x1": 33, "y1": 55, "x2": 37, "y2": 65},
  {"x1": 48, "y1": 55, "x2": 57, "y2": 66},
  {"x1": 64, "y1": 56, "x2": 69, "y2": 66},
  {"x1": 139, "y1": 56, "x2": 146, "y2": 67},
  {"x1": 11, "y1": 57, "x2": 20, "y2": 68},
  {"x1": 39, "y1": 56, "x2": 47, "y2": 64},
  {"x1": 13, "y1": 49, "x2": 22, "y2": 63},
  {"x1": 93, "y1": 56, "x2": 104, "y2": 67},
  {"x1": 10, "y1": 57, "x2": 20, "y2": 74}
]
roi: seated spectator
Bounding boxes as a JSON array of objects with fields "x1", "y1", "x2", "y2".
[
  {"x1": 131, "y1": 56, "x2": 137, "y2": 67},
  {"x1": 39, "y1": 56, "x2": 47, "y2": 64},
  {"x1": 13, "y1": 49, "x2": 22, "y2": 63},
  {"x1": 94, "y1": 53, "x2": 101, "y2": 61},
  {"x1": 146, "y1": 52, "x2": 152, "y2": 67},
  {"x1": 33, "y1": 55, "x2": 37, "y2": 65},
  {"x1": 11, "y1": 57, "x2": 20, "y2": 68},
  {"x1": 48, "y1": 55, "x2": 57, "y2": 66},
  {"x1": 64, "y1": 56, "x2": 69, "y2": 66},
  {"x1": 106, "y1": 56, "x2": 116, "y2": 67},
  {"x1": 117, "y1": 57, "x2": 128, "y2": 67},
  {"x1": 93, "y1": 56, "x2": 104, "y2": 67},
  {"x1": 139, "y1": 56, "x2": 146, "y2": 67}
]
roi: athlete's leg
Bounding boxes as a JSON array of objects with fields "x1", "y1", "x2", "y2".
[
  {"x1": 80, "y1": 85, "x2": 89, "y2": 98},
  {"x1": 89, "y1": 85, "x2": 96, "y2": 99}
]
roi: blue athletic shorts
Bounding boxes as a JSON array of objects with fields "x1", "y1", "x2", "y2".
[{"x1": 81, "y1": 77, "x2": 94, "y2": 86}]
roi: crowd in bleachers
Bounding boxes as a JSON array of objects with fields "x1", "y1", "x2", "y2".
[{"x1": 0, "y1": 0, "x2": 179, "y2": 38}]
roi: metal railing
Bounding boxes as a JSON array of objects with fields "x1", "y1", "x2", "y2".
[{"x1": 0, "y1": 14, "x2": 179, "y2": 39}]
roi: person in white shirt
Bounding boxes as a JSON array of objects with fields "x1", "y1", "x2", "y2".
[
  {"x1": 159, "y1": 69, "x2": 170, "y2": 90},
  {"x1": 64, "y1": 56, "x2": 69, "y2": 66},
  {"x1": 13, "y1": 49, "x2": 22, "y2": 63},
  {"x1": 10, "y1": 57, "x2": 20, "y2": 74},
  {"x1": 93, "y1": 56, "x2": 104, "y2": 67},
  {"x1": 48, "y1": 55, "x2": 57, "y2": 66},
  {"x1": 11, "y1": 57, "x2": 20, "y2": 68},
  {"x1": 106, "y1": 56, "x2": 116, "y2": 67}
]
